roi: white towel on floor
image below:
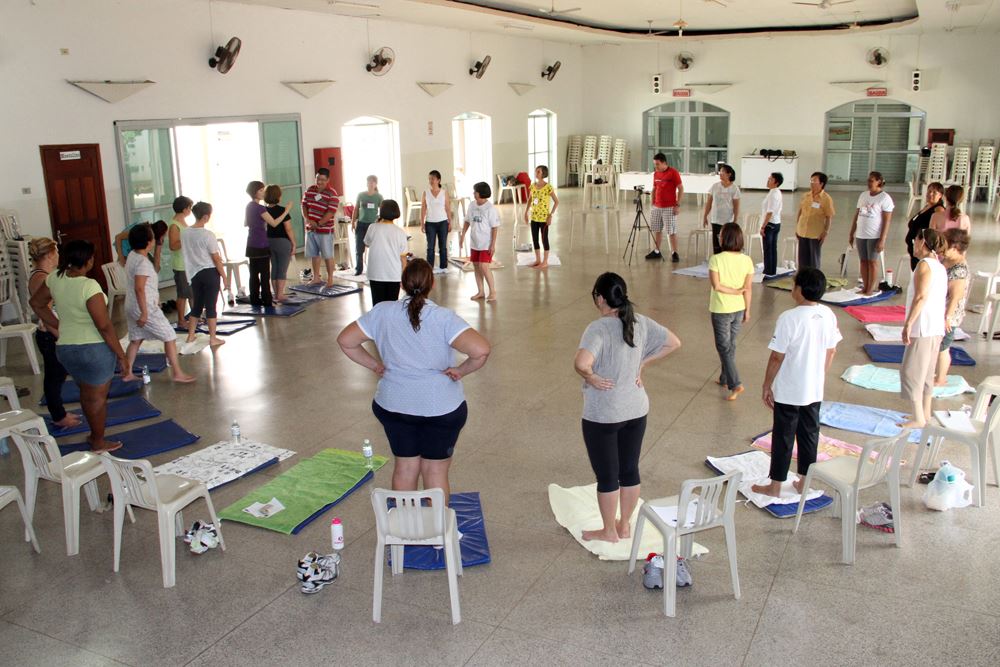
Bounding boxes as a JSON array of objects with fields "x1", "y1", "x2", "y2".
[
  {"x1": 516, "y1": 253, "x2": 561, "y2": 266},
  {"x1": 332, "y1": 270, "x2": 368, "y2": 284},
  {"x1": 865, "y1": 323, "x2": 903, "y2": 342},
  {"x1": 706, "y1": 451, "x2": 823, "y2": 509}
]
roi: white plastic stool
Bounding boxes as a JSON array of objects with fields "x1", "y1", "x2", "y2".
[{"x1": 781, "y1": 237, "x2": 797, "y2": 267}]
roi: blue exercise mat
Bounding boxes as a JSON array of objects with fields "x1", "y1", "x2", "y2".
[
  {"x1": 175, "y1": 319, "x2": 258, "y2": 336},
  {"x1": 58, "y1": 419, "x2": 199, "y2": 459},
  {"x1": 822, "y1": 290, "x2": 898, "y2": 307},
  {"x1": 393, "y1": 492, "x2": 491, "y2": 570},
  {"x1": 44, "y1": 395, "x2": 161, "y2": 437},
  {"x1": 224, "y1": 303, "x2": 307, "y2": 318},
  {"x1": 290, "y1": 283, "x2": 362, "y2": 298},
  {"x1": 704, "y1": 455, "x2": 833, "y2": 517},
  {"x1": 819, "y1": 401, "x2": 921, "y2": 442},
  {"x1": 115, "y1": 354, "x2": 167, "y2": 374},
  {"x1": 863, "y1": 343, "x2": 975, "y2": 366},
  {"x1": 40, "y1": 376, "x2": 142, "y2": 406}
]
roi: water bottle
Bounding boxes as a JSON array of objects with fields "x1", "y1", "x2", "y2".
[
  {"x1": 141, "y1": 365, "x2": 151, "y2": 385},
  {"x1": 331, "y1": 517, "x2": 345, "y2": 551},
  {"x1": 230, "y1": 419, "x2": 241, "y2": 444},
  {"x1": 362, "y1": 439, "x2": 373, "y2": 470}
]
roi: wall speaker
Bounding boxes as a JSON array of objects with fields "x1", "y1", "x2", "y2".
[
  {"x1": 652, "y1": 74, "x2": 662, "y2": 94},
  {"x1": 911, "y1": 69, "x2": 921, "y2": 92}
]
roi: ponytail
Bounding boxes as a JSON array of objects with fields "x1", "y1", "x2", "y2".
[
  {"x1": 944, "y1": 184, "x2": 964, "y2": 224},
  {"x1": 617, "y1": 299, "x2": 636, "y2": 348},
  {"x1": 591, "y1": 272, "x2": 636, "y2": 347},
  {"x1": 401, "y1": 258, "x2": 434, "y2": 331},
  {"x1": 407, "y1": 291, "x2": 426, "y2": 331}
]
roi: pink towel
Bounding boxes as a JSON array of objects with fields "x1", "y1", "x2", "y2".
[
  {"x1": 751, "y1": 432, "x2": 864, "y2": 461},
  {"x1": 845, "y1": 304, "x2": 907, "y2": 324}
]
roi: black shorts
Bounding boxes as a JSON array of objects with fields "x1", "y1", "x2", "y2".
[{"x1": 372, "y1": 400, "x2": 468, "y2": 460}]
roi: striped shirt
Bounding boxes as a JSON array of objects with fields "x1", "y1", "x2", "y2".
[{"x1": 302, "y1": 185, "x2": 340, "y2": 233}]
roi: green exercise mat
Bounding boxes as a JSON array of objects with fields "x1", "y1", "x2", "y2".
[
  {"x1": 766, "y1": 275, "x2": 849, "y2": 292},
  {"x1": 219, "y1": 448, "x2": 387, "y2": 534}
]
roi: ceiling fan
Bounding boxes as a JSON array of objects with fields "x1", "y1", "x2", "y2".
[
  {"x1": 538, "y1": 1, "x2": 581, "y2": 16},
  {"x1": 793, "y1": 0, "x2": 855, "y2": 9}
]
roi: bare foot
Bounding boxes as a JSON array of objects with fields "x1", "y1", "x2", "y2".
[
  {"x1": 309, "y1": 279, "x2": 325, "y2": 286},
  {"x1": 53, "y1": 414, "x2": 82, "y2": 428},
  {"x1": 185, "y1": 336, "x2": 197, "y2": 345},
  {"x1": 325, "y1": 282, "x2": 335, "y2": 288},
  {"x1": 536, "y1": 262, "x2": 549, "y2": 269},
  {"x1": 528, "y1": 260, "x2": 541, "y2": 267},
  {"x1": 581, "y1": 528, "x2": 620, "y2": 543},
  {"x1": 750, "y1": 481, "x2": 783, "y2": 498},
  {"x1": 121, "y1": 373, "x2": 139, "y2": 383},
  {"x1": 209, "y1": 338, "x2": 226, "y2": 347},
  {"x1": 470, "y1": 293, "x2": 485, "y2": 301},
  {"x1": 897, "y1": 420, "x2": 925, "y2": 429},
  {"x1": 90, "y1": 439, "x2": 123, "y2": 453},
  {"x1": 792, "y1": 477, "x2": 806, "y2": 494},
  {"x1": 725, "y1": 385, "x2": 745, "y2": 401},
  {"x1": 615, "y1": 518, "x2": 631, "y2": 539},
  {"x1": 934, "y1": 379, "x2": 948, "y2": 387},
  {"x1": 172, "y1": 372, "x2": 196, "y2": 384},
  {"x1": 486, "y1": 294, "x2": 498, "y2": 302}
]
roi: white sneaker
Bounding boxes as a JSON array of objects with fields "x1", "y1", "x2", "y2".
[{"x1": 433, "y1": 267, "x2": 448, "y2": 275}]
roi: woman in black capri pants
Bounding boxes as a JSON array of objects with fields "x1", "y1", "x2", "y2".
[{"x1": 574, "y1": 272, "x2": 681, "y2": 543}]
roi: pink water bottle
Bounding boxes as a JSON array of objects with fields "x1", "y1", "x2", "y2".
[{"x1": 331, "y1": 517, "x2": 344, "y2": 551}]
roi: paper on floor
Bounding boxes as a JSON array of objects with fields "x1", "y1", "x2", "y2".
[
  {"x1": 651, "y1": 501, "x2": 699, "y2": 528},
  {"x1": 155, "y1": 440, "x2": 296, "y2": 490},
  {"x1": 244, "y1": 497, "x2": 285, "y2": 518},
  {"x1": 705, "y1": 451, "x2": 823, "y2": 509}
]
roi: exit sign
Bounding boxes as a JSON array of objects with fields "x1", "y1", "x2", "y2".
[
  {"x1": 672, "y1": 88, "x2": 692, "y2": 97},
  {"x1": 866, "y1": 87, "x2": 888, "y2": 97}
]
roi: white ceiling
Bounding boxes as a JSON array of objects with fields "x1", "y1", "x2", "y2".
[{"x1": 226, "y1": 0, "x2": 1000, "y2": 43}]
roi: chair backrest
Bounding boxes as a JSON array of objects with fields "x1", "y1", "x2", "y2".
[
  {"x1": 743, "y1": 213, "x2": 761, "y2": 236},
  {"x1": 980, "y1": 394, "x2": 1000, "y2": 439},
  {"x1": 101, "y1": 262, "x2": 127, "y2": 293},
  {"x1": 100, "y1": 454, "x2": 160, "y2": 511},
  {"x1": 9, "y1": 426, "x2": 62, "y2": 482},
  {"x1": 854, "y1": 433, "x2": 909, "y2": 489},
  {"x1": 371, "y1": 487, "x2": 446, "y2": 542},
  {"x1": 675, "y1": 471, "x2": 742, "y2": 534},
  {"x1": 0, "y1": 269, "x2": 14, "y2": 305},
  {"x1": 404, "y1": 186, "x2": 418, "y2": 207}
]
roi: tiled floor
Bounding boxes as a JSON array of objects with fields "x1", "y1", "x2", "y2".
[{"x1": 2, "y1": 187, "x2": 999, "y2": 666}]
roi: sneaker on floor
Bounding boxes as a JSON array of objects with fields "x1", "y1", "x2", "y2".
[
  {"x1": 642, "y1": 553, "x2": 664, "y2": 589},
  {"x1": 671, "y1": 252, "x2": 680, "y2": 263},
  {"x1": 296, "y1": 551, "x2": 341, "y2": 579},
  {"x1": 675, "y1": 558, "x2": 693, "y2": 587},
  {"x1": 299, "y1": 562, "x2": 338, "y2": 594},
  {"x1": 433, "y1": 267, "x2": 448, "y2": 275},
  {"x1": 184, "y1": 520, "x2": 220, "y2": 554},
  {"x1": 645, "y1": 250, "x2": 662, "y2": 260},
  {"x1": 858, "y1": 502, "x2": 894, "y2": 533}
]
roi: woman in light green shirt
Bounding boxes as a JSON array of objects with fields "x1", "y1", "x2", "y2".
[
  {"x1": 351, "y1": 175, "x2": 383, "y2": 276},
  {"x1": 30, "y1": 240, "x2": 134, "y2": 453},
  {"x1": 708, "y1": 222, "x2": 755, "y2": 401}
]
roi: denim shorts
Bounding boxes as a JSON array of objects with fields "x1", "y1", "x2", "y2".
[
  {"x1": 305, "y1": 232, "x2": 334, "y2": 259},
  {"x1": 56, "y1": 342, "x2": 116, "y2": 386}
]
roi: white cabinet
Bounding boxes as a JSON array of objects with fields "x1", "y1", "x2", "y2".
[{"x1": 739, "y1": 156, "x2": 798, "y2": 190}]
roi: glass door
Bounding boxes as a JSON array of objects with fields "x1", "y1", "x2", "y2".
[
  {"x1": 452, "y1": 112, "x2": 493, "y2": 199},
  {"x1": 824, "y1": 101, "x2": 925, "y2": 185},
  {"x1": 528, "y1": 109, "x2": 556, "y2": 183},
  {"x1": 643, "y1": 101, "x2": 730, "y2": 173},
  {"x1": 262, "y1": 119, "x2": 305, "y2": 248}
]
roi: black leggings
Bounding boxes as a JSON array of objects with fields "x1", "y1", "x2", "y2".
[
  {"x1": 188, "y1": 268, "x2": 221, "y2": 319},
  {"x1": 369, "y1": 280, "x2": 400, "y2": 306},
  {"x1": 35, "y1": 330, "x2": 69, "y2": 422},
  {"x1": 530, "y1": 220, "x2": 550, "y2": 251},
  {"x1": 582, "y1": 415, "x2": 647, "y2": 493},
  {"x1": 247, "y1": 255, "x2": 272, "y2": 307}
]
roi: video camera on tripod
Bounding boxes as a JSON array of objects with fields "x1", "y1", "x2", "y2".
[{"x1": 632, "y1": 184, "x2": 646, "y2": 204}]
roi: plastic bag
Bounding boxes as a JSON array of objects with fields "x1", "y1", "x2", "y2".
[{"x1": 922, "y1": 460, "x2": 974, "y2": 511}]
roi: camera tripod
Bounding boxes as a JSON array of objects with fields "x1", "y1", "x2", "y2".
[{"x1": 623, "y1": 188, "x2": 656, "y2": 264}]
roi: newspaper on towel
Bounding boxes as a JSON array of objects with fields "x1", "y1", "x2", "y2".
[
  {"x1": 155, "y1": 440, "x2": 296, "y2": 490},
  {"x1": 706, "y1": 451, "x2": 823, "y2": 509}
]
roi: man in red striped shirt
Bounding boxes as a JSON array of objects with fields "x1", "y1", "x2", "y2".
[{"x1": 301, "y1": 168, "x2": 341, "y2": 286}]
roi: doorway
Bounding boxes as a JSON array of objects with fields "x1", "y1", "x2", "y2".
[
  {"x1": 642, "y1": 101, "x2": 730, "y2": 173},
  {"x1": 341, "y1": 116, "x2": 402, "y2": 203},
  {"x1": 824, "y1": 99, "x2": 926, "y2": 185},
  {"x1": 452, "y1": 112, "x2": 493, "y2": 199},
  {"x1": 39, "y1": 144, "x2": 113, "y2": 286},
  {"x1": 528, "y1": 109, "x2": 557, "y2": 184}
]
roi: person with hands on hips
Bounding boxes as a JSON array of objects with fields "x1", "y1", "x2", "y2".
[{"x1": 702, "y1": 164, "x2": 740, "y2": 255}]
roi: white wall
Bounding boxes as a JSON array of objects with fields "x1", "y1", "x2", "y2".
[
  {"x1": 0, "y1": 0, "x2": 582, "y2": 237},
  {"x1": 580, "y1": 29, "x2": 1000, "y2": 183}
]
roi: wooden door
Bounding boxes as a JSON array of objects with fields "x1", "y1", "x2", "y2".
[{"x1": 39, "y1": 144, "x2": 113, "y2": 288}]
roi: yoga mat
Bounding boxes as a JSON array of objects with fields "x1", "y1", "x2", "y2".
[
  {"x1": 219, "y1": 448, "x2": 388, "y2": 534},
  {"x1": 58, "y1": 419, "x2": 199, "y2": 458},
  {"x1": 819, "y1": 401, "x2": 921, "y2": 442},
  {"x1": 278, "y1": 294, "x2": 323, "y2": 305},
  {"x1": 224, "y1": 303, "x2": 307, "y2": 318},
  {"x1": 820, "y1": 289, "x2": 898, "y2": 307},
  {"x1": 393, "y1": 492, "x2": 491, "y2": 570},
  {"x1": 122, "y1": 335, "x2": 210, "y2": 356},
  {"x1": 548, "y1": 483, "x2": 708, "y2": 561},
  {"x1": 841, "y1": 364, "x2": 975, "y2": 398},
  {"x1": 40, "y1": 376, "x2": 142, "y2": 406},
  {"x1": 672, "y1": 263, "x2": 710, "y2": 279},
  {"x1": 863, "y1": 344, "x2": 975, "y2": 366},
  {"x1": 44, "y1": 395, "x2": 161, "y2": 438},
  {"x1": 332, "y1": 270, "x2": 368, "y2": 285},
  {"x1": 673, "y1": 263, "x2": 791, "y2": 282},
  {"x1": 448, "y1": 257, "x2": 504, "y2": 272},
  {"x1": 704, "y1": 451, "x2": 833, "y2": 517},
  {"x1": 289, "y1": 283, "x2": 363, "y2": 298},
  {"x1": 114, "y1": 353, "x2": 167, "y2": 374},
  {"x1": 845, "y1": 304, "x2": 907, "y2": 324},
  {"x1": 754, "y1": 266, "x2": 796, "y2": 284},
  {"x1": 155, "y1": 440, "x2": 296, "y2": 490},
  {"x1": 516, "y1": 253, "x2": 561, "y2": 267},
  {"x1": 864, "y1": 324, "x2": 903, "y2": 342},
  {"x1": 750, "y1": 431, "x2": 864, "y2": 462},
  {"x1": 174, "y1": 319, "x2": 258, "y2": 336},
  {"x1": 767, "y1": 276, "x2": 849, "y2": 292}
]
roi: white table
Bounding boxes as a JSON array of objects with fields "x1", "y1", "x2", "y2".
[
  {"x1": 739, "y1": 156, "x2": 798, "y2": 190},
  {"x1": 618, "y1": 172, "x2": 717, "y2": 195}
]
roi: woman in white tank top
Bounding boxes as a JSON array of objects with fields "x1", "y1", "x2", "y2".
[
  {"x1": 421, "y1": 170, "x2": 452, "y2": 274},
  {"x1": 899, "y1": 228, "x2": 948, "y2": 429}
]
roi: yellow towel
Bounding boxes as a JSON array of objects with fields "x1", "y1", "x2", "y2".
[{"x1": 548, "y1": 483, "x2": 709, "y2": 561}]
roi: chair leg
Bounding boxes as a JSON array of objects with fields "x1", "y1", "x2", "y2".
[
  {"x1": 390, "y1": 545, "x2": 404, "y2": 575},
  {"x1": 21, "y1": 332, "x2": 40, "y2": 375},
  {"x1": 14, "y1": 490, "x2": 40, "y2": 553},
  {"x1": 83, "y1": 480, "x2": 100, "y2": 511},
  {"x1": 724, "y1": 518, "x2": 741, "y2": 600},
  {"x1": 663, "y1": 534, "x2": 677, "y2": 617},
  {"x1": 203, "y1": 492, "x2": 226, "y2": 550},
  {"x1": 627, "y1": 511, "x2": 646, "y2": 574},
  {"x1": 443, "y1": 533, "x2": 462, "y2": 625},
  {"x1": 887, "y1": 471, "x2": 903, "y2": 548},
  {"x1": 112, "y1": 499, "x2": 126, "y2": 573},
  {"x1": 22, "y1": 471, "x2": 39, "y2": 543},
  {"x1": 63, "y1": 481, "x2": 82, "y2": 556},
  {"x1": 969, "y1": 443, "x2": 984, "y2": 507},
  {"x1": 841, "y1": 492, "x2": 857, "y2": 565},
  {"x1": 792, "y1": 469, "x2": 815, "y2": 533},
  {"x1": 158, "y1": 510, "x2": 177, "y2": 588},
  {"x1": 0, "y1": 337, "x2": 7, "y2": 367},
  {"x1": 373, "y1": 538, "x2": 385, "y2": 623}
]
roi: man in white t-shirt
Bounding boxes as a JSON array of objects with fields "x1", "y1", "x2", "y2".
[
  {"x1": 761, "y1": 172, "x2": 784, "y2": 276},
  {"x1": 752, "y1": 267, "x2": 842, "y2": 497},
  {"x1": 848, "y1": 171, "x2": 894, "y2": 296}
]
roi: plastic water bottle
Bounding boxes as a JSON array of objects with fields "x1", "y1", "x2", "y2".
[
  {"x1": 331, "y1": 517, "x2": 345, "y2": 550},
  {"x1": 230, "y1": 419, "x2": 241, "y2": 444},
  {"x1": 362, "y1": 439, "x2": 373, "y2": 470},
  {"x1": 141, "y1": 365, "x2": 151, "y2": 385}
]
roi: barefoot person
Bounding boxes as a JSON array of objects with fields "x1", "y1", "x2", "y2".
[
  {"x1": 462, "y1": 181, "x2": 501, "y2": 302},
  {"x1": 574, "y1": 273, "x2": 681, "y2": 542},
  {"x1": 898, "y1": 229, "x2": 947, "y2": 429},
  {"x1": 848, "y1": 171, "x2": 894, "y2": 296},
  {"x1": 29, "y1": 240, "x2": 136, "y2": 453},
  {"x1": 182, "y1": 202, "x2": 227, "y2": 347},
  {"x1": 524, "y1": 165, "x2": 559, "y2": 268},
  {"x1": 168, "y1": 196, "x2": 194, "y2": 329},
  {"x1": 27, "y1": 238, "x2": 81, "y2": 429},
  {"x1": 301, "y1": 167, "x2": 341, "y2": 287},
  {"x1": 752, "y1": 268, "x2": 841, "y2": 497},
  {"x1": 123, "y1": 224, "x2": 195, "y2": 383},
  {"x1": 936, "y1": 229, "x2": 970, "y2": 386}
]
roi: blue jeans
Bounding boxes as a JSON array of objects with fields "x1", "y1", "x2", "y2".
[
  {"x1": 763, "y1": 223, "x2": 780, "y2": 275},
  {"x1": 354, "y1": 222, "x2": 371, "y2": 273},
  {"x1": 425, "y1": 220, "x2": 448, "y2": 269},
  {"x1": 711, "y1": 311, "x2": 743, "y2": 390}
]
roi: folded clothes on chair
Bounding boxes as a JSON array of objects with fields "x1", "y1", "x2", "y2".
[
  {"x1": 704, "y1": 451, "x2": 830, "y2": 515},
  {"x1": 863, "y1": 344, "x2": 975, "y2": 366},
  {"x1": 44, "y1": 395, "x2": 161, "y2": 437},
  {"x1": 845, "y1": 304, "x2": 907, "y2": 324},
  {"x1": 393, "y1": 492, "x2": 491, "y2": 570},
  {"x1": 750, "y1": 431, "x2": 864, "y2": 462},
  {"x1": 547, "y1": 483, "x2": 708, "y2": 560},
  {"x1": 819, "y1": 401, "x2": 920, "y2": 441},
  {"x1": 219, "y1": 449, "x2": 387, "y2": 534},
  {"x1": 155, "y1": 440, "x2": 295, "y2": 490},
  {"x1": 841, "y1": 364, "x2": 975, "y2": 398},
  {"x1": 41, "y1": 376, "x2": 142, "y2": 406}
]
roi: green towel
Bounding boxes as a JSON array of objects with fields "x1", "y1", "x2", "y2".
[
  {"x1": 219, "y1": 448, "x2": 387, "y2": 534},
  {"x1": 767, "y1": 276, "x2": 849, "y2": 292}
]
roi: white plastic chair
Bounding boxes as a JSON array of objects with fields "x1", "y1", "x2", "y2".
[
  {"x1": 905, "y1": 383, "x2": 1000, "y2": 507},
  {"x1": 100, "y1": 453, "x2": 225, "y2": 588},
  {"x1": 904, "y1": 179, "x2": 924, "y2": 218},
  {"x1": 781, "y1": 236, "x2": 797, "y2": 268},
  {"x1": 0, "y1": 485, "x2": 40, "y2": 553},
  {"x1": 216, "y1": 238, "x2": 247, "y2": 304},
  {"x1": 333, "y1": 219, "x2": 353, "y2": 269},
  {"x1": 100, "y1": 261, "x2": 127, "y2": 317},
  {"x1": 970, "y1": 249, "x2": 1000, "y2": 336},
  {"x1": 0, "y1": 318, "x2": 39, "y2": 375},
  {"x1": 403, "y1": 187, "x2": 422, "y2": 226},
  {"x1": 627, "y1": 471, "x2": 742, "y2": 617},
  {"x1": 0, "y1": 376, "x2": 20, "y2": 409},
  {"x1": 793, "y1": 433, "x2": 909, "y2": 564},
  {"x1": 10, "y1": 426, "x2": 105, "y2": 555},
  {"x1": 742, "y1": 213, "x2": 763, "y2": 262},
  {"x1": 686, "y1": 228, "x2": 713, "y2": 265},
  {"x1": 371, "y1": 487, "x2": 462, "y2": 624}
]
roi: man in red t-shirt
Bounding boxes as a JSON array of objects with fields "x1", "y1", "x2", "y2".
[
  {"x1": 648, "y1": 152, "x2": 684, "y2": 262},
  {"x1": 301, "y1": 168, "x2": 341, "y2": 286}
]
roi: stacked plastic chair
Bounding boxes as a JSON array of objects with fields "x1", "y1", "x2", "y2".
[
  {"x1": 950, "y1": 144, "x2": 971, "y2": 189},
  {"x1": 971, "y1": 143, "x2": 996, "y2": 205},
  {"x1": 925, "y1": 143, "x2": 949, "y2": 184},
  {"x1": 566, "y1": 135, "x2": 582, "y2": 186}
]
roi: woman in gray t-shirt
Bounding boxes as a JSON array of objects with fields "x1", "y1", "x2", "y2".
[{"x1": 574, "y1": 272, "x2": 681, "y2": 543}]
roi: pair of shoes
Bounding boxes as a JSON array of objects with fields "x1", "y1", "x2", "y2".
[
  {"x1": 858, "y1": 502, "x2": 894, "y2": 533},
  {"x1": 297, "y1": 551, "x2": 340, "y2": 594},
  {"x1": 671, "y1": 252, "x2": 680, "y2": 263},
  {"x1": 642, "y1": 553, "x2": 693, "y2": 588},
  {"x1": 644, "y1": 250, "x2": 662, "y2": 261},
  {"x1": 183, "y1": 520, "x2": 220, "y2": 554},
  {"x1": 433, "y1": 267, "x2": 448, "y2": 275}
]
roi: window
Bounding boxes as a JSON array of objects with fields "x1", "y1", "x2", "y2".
[
  {"x1": 824, "y1": 100, "x2": 926, "y2": 185},
  {"x1": 528, "y1": 109, "x2": 557, "y2": 183},
  {"x1": 452, "y1": 112, "x2": 493, "y2": 199},
  {"x1": 642, "y1": 101, "x2": 729, "y2": 174},
  {"x1": 341, "y1": 116, "x2": 402, "y2": 204}
]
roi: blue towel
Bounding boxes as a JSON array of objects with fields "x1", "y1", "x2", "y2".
[
  {"x1": 819, "y1": 401, "x2": 921, "y2": 442},
  {"x1": 40, "y1": 376, "x2": 142, "y2": 406},
  {"x1": 289, "y1": 283, "x2": 362, "y2": 298},
  {"x1": 394, "y1": 492, "x2": 491, "y2": 570},
  {"x1": 863, "y1": 343, "x2": 975, "y2": 366},
  {"x1": 58, "y1": 419, "x2": 199, "y2": 458},
  {"x1": 223, "y1": 303, "x2": 306, "y2": 318},
  {"x1": 44, "y1": 396, "x2": 161, "y2": 437},
  {"x1": 841, "y1": 364, "x2": 973, "y2": 397},
  {"x1": 822, "y1": 290, "x2": 898, "y2": 307},
  {"x1": 704, "y1": 454, "x2": 834, "y2": 518}
]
